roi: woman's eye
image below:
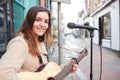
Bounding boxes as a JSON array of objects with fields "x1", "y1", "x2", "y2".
[
  {"x1": 45, "y1": 20, "x2": 49, "y2": 24},
  {"x1": 35, "y1": 18, "x2": 49, "y2": 24},
  {"x1": 35, "y1": 18, "x2": 40, "y2": 21}
]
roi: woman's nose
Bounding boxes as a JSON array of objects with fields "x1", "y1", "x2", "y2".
[{"x1": 41, "y1": 21, "x2": 45, "y2": 26}]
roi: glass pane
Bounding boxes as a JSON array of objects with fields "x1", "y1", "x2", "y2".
[
  {"x1": 0, "y1": 6, "x2": 6, "y2": 54},
  {"x1": 103, "y1": 13, "x2": 111, "y2": 39},
  {"x1": 0, "y1": 7, "x2": 5, "y2": 44}
]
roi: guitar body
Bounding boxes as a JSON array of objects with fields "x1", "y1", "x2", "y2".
[{"x1": 17, "y1": 62, "x2": 61, "y2": 80}]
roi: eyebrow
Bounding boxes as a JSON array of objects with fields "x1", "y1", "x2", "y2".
[{"x1": 36, "y1": 17, "x2": 49, "y2": 20}]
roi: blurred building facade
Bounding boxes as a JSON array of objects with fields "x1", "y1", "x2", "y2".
[{"x1": 84, "y1": 0, "x2": 120, "y2": 51}]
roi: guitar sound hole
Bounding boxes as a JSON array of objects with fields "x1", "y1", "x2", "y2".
[{"x1": 47, "y1": 77, "x2": 56, "y2": 80}]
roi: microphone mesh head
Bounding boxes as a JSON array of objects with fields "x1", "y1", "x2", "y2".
[{"x1": 67, "y1": 22, "x2": 75, "y2": 29}]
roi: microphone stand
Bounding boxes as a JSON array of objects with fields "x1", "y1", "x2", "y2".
[
  {"x1": 82, "y1": 24, "x2": 98, "y2": 80},
  {"x1": 76, "y1": 27, "x2": 97, "y2": 80},
  {"x1": 87, "y1": 28, "x2": 98, "y2": 80},
  {"x1": 88, "y1": 29, "x2": 94, "y2": 80}
]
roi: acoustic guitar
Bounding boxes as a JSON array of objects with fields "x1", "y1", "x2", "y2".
[{"x1": 17, "y1": 48, "x2": 87, "y2": 80}]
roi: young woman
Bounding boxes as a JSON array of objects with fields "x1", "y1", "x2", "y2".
[{"x1": 0, "y1": 5, "x2": 82, "y2": 80}]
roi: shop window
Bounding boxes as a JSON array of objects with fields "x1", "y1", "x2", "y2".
[
  {"x1": 0, "y1": 2, "x2": 12, "y2": 55},
  {"x1": 102, "y1": 12, "x2": 111, "y2": 39}
]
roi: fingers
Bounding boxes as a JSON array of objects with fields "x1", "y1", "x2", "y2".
[
  {"x1": 73, "y1": 64, "x2": 78, "y2": 71},
  {"x1": 70, "y1": 64, "x2": 79, "y2": 73},
  {"x1": 79, "y1": 48, "x2": 88, "y2": 56}
]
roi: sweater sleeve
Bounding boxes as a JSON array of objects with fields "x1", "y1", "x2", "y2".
[{"x1": 0, "y1": 37, "x2": 28, "y2": 80}]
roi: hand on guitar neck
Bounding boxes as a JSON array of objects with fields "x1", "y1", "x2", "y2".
[
  {"x1": 70, "y1": 48, "x2": 88, "y2": 73},
  {"x1": 79, "y1": 47, "x2": 88, "y2": 56}
]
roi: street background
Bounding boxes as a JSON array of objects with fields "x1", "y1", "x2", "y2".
[{"x1": 0, "y1": 0, "x2": 120, "y2": 80}]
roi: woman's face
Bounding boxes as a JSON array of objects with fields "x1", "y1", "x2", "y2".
[{"x1": 32, "y1": 12, "x2": 49, "y2": 37}]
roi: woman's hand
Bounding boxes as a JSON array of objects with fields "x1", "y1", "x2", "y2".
[{"x1": 70, "y1": 64, "x2": 79, "y2": 73}]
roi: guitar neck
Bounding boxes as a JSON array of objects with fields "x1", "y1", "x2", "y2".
[{"x1": 54, "y1": 54, "x2": 85, "y2": 80}]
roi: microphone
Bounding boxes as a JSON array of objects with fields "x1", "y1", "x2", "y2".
[{"x1": 67, "y1": 22, "x2": 98, "y2": 31}]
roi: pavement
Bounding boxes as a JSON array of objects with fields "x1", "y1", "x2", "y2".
[{"x1": 49, "y1": 34, "x2": 120, "y2": 80}]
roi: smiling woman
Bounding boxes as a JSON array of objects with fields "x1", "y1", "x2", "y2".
[
  {"x1": 0, "y1": 5, "x2": 53, "y2": 80},
  {"x1": 33, "y1": 12, "x2": 49, "y2": 36}
]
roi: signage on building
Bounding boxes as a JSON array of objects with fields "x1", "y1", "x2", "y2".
[{"x1": 51, "y1": 0, "x2": 71, "y2": 4}]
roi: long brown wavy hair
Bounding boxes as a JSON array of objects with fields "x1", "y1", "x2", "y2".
[{"x1": 18, "y1": 5, "x2": 53, "y2": 56}]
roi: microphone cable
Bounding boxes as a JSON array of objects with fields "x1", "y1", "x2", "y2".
[{"x1": 99, "y1": 44, "x2": 103, "y2": 80}]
